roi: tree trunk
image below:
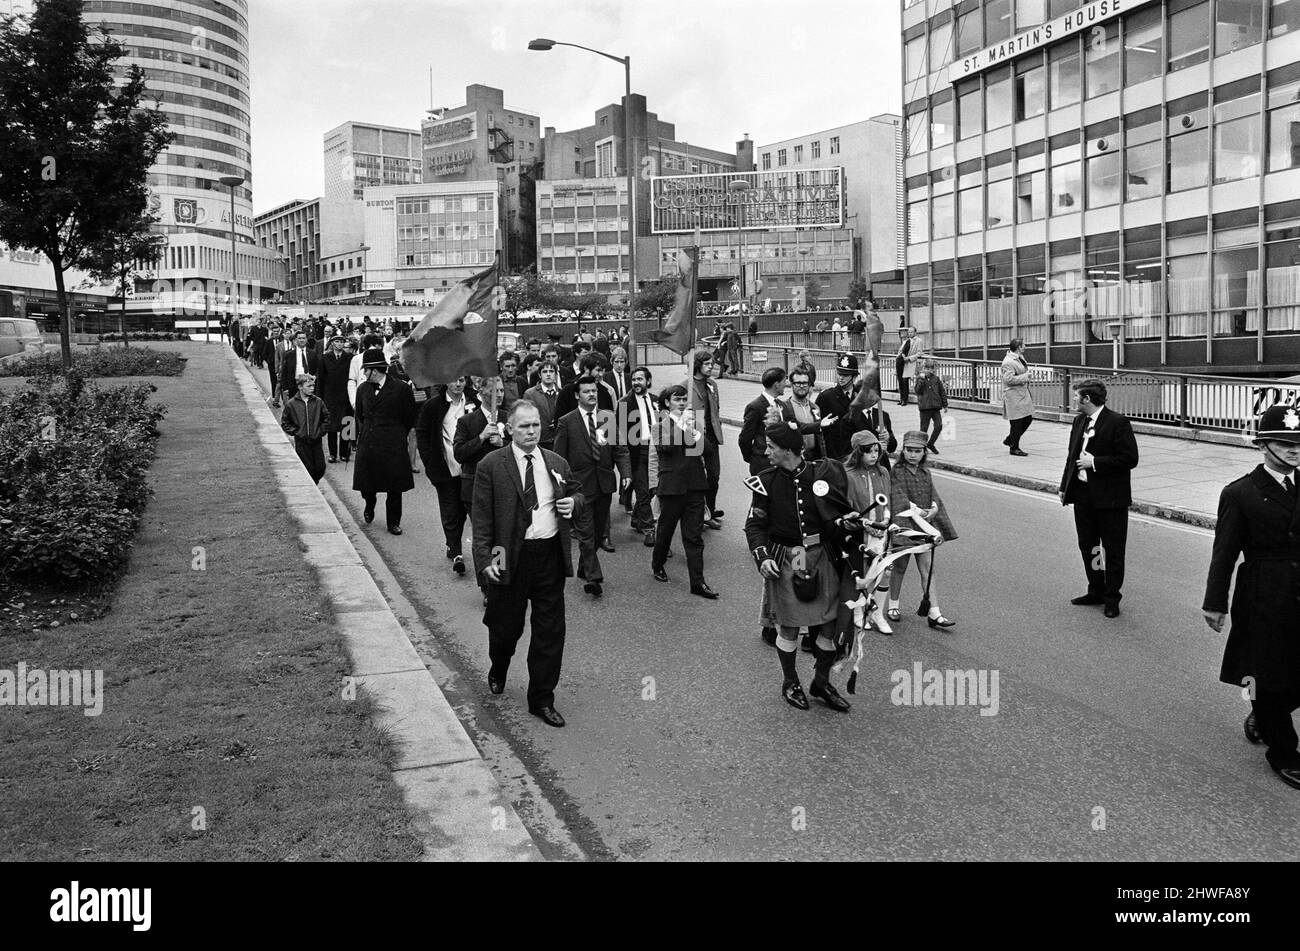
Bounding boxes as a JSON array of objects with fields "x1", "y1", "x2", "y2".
[
  {"x1": 52, "y1": 257, "x2": 73, "y2": 369},
  {"x1": 119, "y1": 266, "x2": 129, "y2": 349}
]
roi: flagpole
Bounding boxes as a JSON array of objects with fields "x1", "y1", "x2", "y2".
[{"x1": 623, "y1": 55, "x2": 638, "y2": 373}]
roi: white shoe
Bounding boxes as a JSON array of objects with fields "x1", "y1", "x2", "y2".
[{"x1": 870, "y1": 602, "x2": 893, "y2": 635}]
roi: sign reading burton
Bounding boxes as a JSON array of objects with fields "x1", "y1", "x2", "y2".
[
  {"x1": 651, "y1": 168, "x2": 844, "y2": 234},
  {"x1": 947, "y1": 0, "x2": 1158, "y2": 83}
]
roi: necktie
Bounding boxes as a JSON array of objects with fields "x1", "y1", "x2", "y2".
[
  {"x1": 1286, "y1": 475, "x2": 1296, "y2": 499},
  {"x1": 587, "y1": 411, "x2": 599, "y2": 449},
  {"x1": 524, "y1": 453, "x2": 537, "y2": 513}
]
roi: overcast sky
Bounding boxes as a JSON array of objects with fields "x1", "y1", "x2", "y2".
[{"x1": 249, "y1": 0, "x2": 902, "y2": 214}]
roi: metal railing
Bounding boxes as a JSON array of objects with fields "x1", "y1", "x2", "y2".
[{"x1": 636, "y1": 341, "x2": 1296, "y2": 436}]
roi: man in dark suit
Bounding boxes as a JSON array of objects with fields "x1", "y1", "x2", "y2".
[
  {"x1": 527, "y1": 345, "x2": 574, "y2": 389},
  {"x1": 473, "y1": 400, "x2": 584, "y2": 728},
  {"x1": 453, "y1": 378, "x2": 507, "y2": 515},
  {"x1": 555, "y1": 352, "x2": 616, "y2": 421},
  {"x1": 522, "y1": 362, "x2": 563, "y2": 451},
  {"x1": 416, "y1": 376, "x2": 473, "y2": 575},
  {"x1": 739, "y1": 367, "x2": 788, "y2": 475},
  {"x1": 689, "y1": 351, "x2": 725, "y2": 527},
  {"x1": 315, "y1": 335, "x2": 353, "y2": 463},
  {"x1": 281, "y1": 330, "x2": 319, "y2": 401},
  {"x1": 607, "y1": 347, "x2": 633, "y2": 402},
  {"x1": 554, "y1": 377, "x2": 630, "y2": 597},
  {"x1": 622, "y1": 366, "x2": 659, "y2": 545},
  {"x1": 1202, "y1": 405, "x2": 1300, "y2": 791},
  {"x1": 651, "y1": 384, "x2": 716, "y2": 598},
  {"x1": 1058, "y1": 378, "x2": 1139, "y2": 618}
]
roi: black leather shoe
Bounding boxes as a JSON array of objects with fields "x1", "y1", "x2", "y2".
[
  {"x1": 363, "y1": 506, "x2": 375, "y2": 524},
  {"x1": 1070, "y1": 594, "x2": 1105, "y2": 606},
  {"x1": 1009, "y1": 448, "x2": 1028, "y2": 456},
  {"x1": 488, "y1": 673, "x2": 505, "y2": 695},
  {"x1": 599, "y1": 539, "x2": 616, "y2": 553},
  {"x1": 927, "y1": 614, "x2": 956, "y2": 629},
  {"x1": 452, "y1": 556, "x2": 466, "y2": 575},
  {"x1": 1245, "y1": 712, "x2": 1262, "y2": 745},
  {"x1": 810, "y1": 680, "x2": 851, "y2": 712},
  {"x1": 1274, "y1": 766, "x2": 1300, "y2": 790},
  {"x1": 712, "y1": 509, "x2": 725, "y2": 519},
  {"x1": 643, "y1": 531, "x2": 656, "y2": 547},
  {"x1": 782, "y1": 680, "x2": 810, "y2": 710},
  {"x1": 652, "y1": 567, "x2": 669, "y2": 583},
  {"x1": 1104, "y1": 603, "x2": 1120, "y2": 618},
  {"x1": 690, "y1": 582, "x2": 719, "y2": 599},
  {"x1": 328, "y1": 456, "x2": 338, "y2": 463},
  {"x1": 584, "y1": 581, "x2": 603, "y2": 598},
  {"x1": 761, "y1": 626, "x2": 777, "y2": 646},
  {"x1": 388, "y1": 525, "x2": 403, "y2": 535},
  {"x1": 704, "y1": 518, "x2": 722, "y2": 530},
  {"x1": 529, "y1": 705, "x2": 566, "y2": 728}
]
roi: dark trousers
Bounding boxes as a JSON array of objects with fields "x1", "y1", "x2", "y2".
[
  {"x1": 702, "y1": 439, "x2": 721, "y2": 514},
  {"x1": 1007, "y1": 416, "x2": 1032, "y2": 449},
  {"x1": 898, "y1": 377, "x2": 911, "y2": 405},
  {"x1": 571, "y1": 493, "x2": 605, "y2": 584},
  {"x1": 362, "y1": 491, "x2": 403, "y2": 528},
  {"x1": 919, "y1": 408, "x2": 943, "y2": 448},
  {"x1": 1253, "y1": 687, "x2": 1300, "y2": 769},
  {"x1": 653, "y1": 492, "x2": 706, "y2": 587},
  {"x1": 1072, "y1": 498, "x2": 1128, "y2": 604},
  {"x1": 295, "y1": 438, "x2": 326, "y2": 484},
  {"x1": 432, "y1": 479, "x2": 468, "y2": 557},
  {"x1": 485, "y1": 536, "x2": 566, "y2": 710},
  {"x1": 266, "y1": 352, "x2": 279, "y2": 395},
  {"x1": 326, "y1": 431, "x2": 352, "y2": 461},
  {"x1": 630, "y1": 456, "x2": 655, "y2": 533},
  {"x1": 592, "y1": 491, "x2": 612, "y2": 544}
]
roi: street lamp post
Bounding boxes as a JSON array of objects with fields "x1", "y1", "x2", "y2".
[
  {"x1": 529, "y1": 37, "x2": 637, "y2": 368},
  {"x1": 219, "y1": 174, "x2": 245, "y2": 343},
  {"x1": 728, "y1": 178, "x2": 752, "y2": 315},
  {"x1": 574, "y1": 246, "x2": 590, "y2": 333},
  {"x1": 798, "y1": 246, "x2": 810, "y2": 311}
]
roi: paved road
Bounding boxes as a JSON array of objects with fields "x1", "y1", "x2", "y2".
[{"x1": 252, "y1": 361, "x2": 1300, "y2": 860}]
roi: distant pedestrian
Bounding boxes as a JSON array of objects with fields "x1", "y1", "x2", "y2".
[
  {"x1": 281, "y1": 373, "x2": 330, "y2": 484},
  {"x1": 1001, "y1": 338, "x2": 1034, "y2": 456},
  {"x1": 816, "y1": 318, "x2": 830, "y2": 348},
  {"x1": 352, "y1": 350, "x2": 417, "y2": 535},
  {"x1": 1202, "y1": 404, "x2": 1300, "y2": 792},
  {"x1": 802, "y1": 317, "x2": 810, "y2": 343},
  {"x1": 794, "y1": 350, "x2": 817, "y2": 387},
  {"x1": 896, "y1": 327, "x2": 918, "y2": 405},
  {"x1": 1058, "y1": 378, "x2": 1139, "y2": 619},
  {"x1": 913, "y1": 358, "x2": 949, "y2": 453}
]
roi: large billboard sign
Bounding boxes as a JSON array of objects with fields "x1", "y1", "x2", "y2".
[
  {"x1": 651, "y1": 168, "x2": 844, "y2": 234},
  {"x1": 423, "y1": 115, "x2": 475, "y2": 146}
]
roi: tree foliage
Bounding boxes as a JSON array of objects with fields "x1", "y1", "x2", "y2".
[
  {"x1": 847, "y1": 276, "x2": 870, "y2": 310},
  {"x1": 634, "y1": 276, "x2": 678, "y2": 317},
  {"x1": 82, "y1": 211, "x2": 166, "y2": 348},
  {"x1": 0, "y1": 0, "x2": 173, "y2": 366}
]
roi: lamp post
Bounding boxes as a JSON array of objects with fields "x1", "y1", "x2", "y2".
[
  {"x1": 529, "y1": 37, "x2": 637, "y2": 368},
  {"x1": 728, "y1": 178, "x2": 751, "y2": 314},
  {"x1": 574, "y1": 245, "x2": 589, "y2": 333},
  {"x1": 798, "y1": 246, "x2": 810, "y2": 311},
  {"x1": 219, "y1": 174, "x2": 245, "y2": 343}
]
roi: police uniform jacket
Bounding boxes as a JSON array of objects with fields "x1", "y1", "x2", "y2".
[
  {"x1": 351, "y1": 375, "x2": 417, "y2": 495},
  {"x1": 815, "y1": 383, "x2": 859, "y2": 461},
  {"x1": 1202, "y1": 465, "x2": 1300, "y2": 694},
  {"x1": 744, "y1": 458, "x2": 852, "y2": 570}
]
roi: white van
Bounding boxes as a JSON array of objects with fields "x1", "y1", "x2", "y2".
[{"x1": 0, "y1": 318, "x2": 45, "y2": 358}]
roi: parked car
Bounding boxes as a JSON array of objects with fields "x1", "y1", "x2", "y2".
[
  {"x1": 0, "y1": 317, "x2": 45, "y2": 358},
  {"x1": 497, "y1": 331, "x2": 521, "y2": 353}
]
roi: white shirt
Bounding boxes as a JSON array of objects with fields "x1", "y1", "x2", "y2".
[
  {"x1": 635, "y1": 391, "x2": 656, "y2": 444},
  {"x1": 442, "y1": 391, "x2": 466, "y2": 477},
  {"x1": 1261, "y1": 464, "x2": 1295, "y2": 490},
  {"x1": 512, "y1": 442, "x2": 558, "y2": 540},
  {"x1": 1078, "y1": 406, "x2": 1105, "y2": 482}
]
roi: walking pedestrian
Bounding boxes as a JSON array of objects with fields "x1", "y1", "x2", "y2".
[
  {"x1": 651, "y1": 385, "x2": 716, "y2": 598},
  {"x1": 1201, "y1": 404, "x2": 1300, "y2": 791},
  {"x1": 1059, "y1": 378, "x2": 1139, "y2": 618},
  {"x1": 474, "y1": 401, "x2": 583, "y2": 728},
  {"x1": 623, "y1": 365, "x2": 659, "y2": 546},
  {"x1": 914, "y1": 358, "x2": 949, "y2": 453},
  {"x1": 280, "y1": 374, "x2": 330, "y2": 484},
  {"x1": 896, "y1": 327, "x2": 918, "y2": 405},
  {"x1": 780, "y1": 367, "x2": 828, "y2": 462},
  {"x1": 454, "y1": 377, "x2": 508, "y2": 519},
  {"x1": 839, "y1": 430, "x2": 895, "y2": 637},
  {"x1": 415, "y1": 376, "x2": 472, "y2": 575},
  {"x1": 523, "y1": 362, "x2": 562, "y2": 451},
  {"x1": 689, "y1": 351, "x2": 725, "y2": 528},
  {"x1": 352, "y1": 350, "x2": 417, "y2": 535},
  {"x1": 887, "y1": 431, "x2": 958, "y2": 629},
  {"x1": 1001, "y1": 338, "x2": 1034, "y2": 456},
  {"x1": 315, "y1": 335, "x2": 353, "y2": 463},
  {"x1": 739, "y1": 367, "x2": 788, "y2": 475}
]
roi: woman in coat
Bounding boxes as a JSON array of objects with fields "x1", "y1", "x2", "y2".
[
  {"x1": 1001, "y1": 337, "x2": 1034, "y2": 456},
  {"x1": 887, "y1": 431, "x2": 958, "y2": 629},
  {"x1": 280, "y1": 373, "x2": 330, "y2": 484},
  {"x1": 352, "y1": 350, "x2": 418, "y2": 535}
]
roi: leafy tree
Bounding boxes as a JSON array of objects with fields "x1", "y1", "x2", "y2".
[
  {"x1": 0, "y1": 0, "x2": 173, "y2": 367},
  {"x1": 805, "y1": 276, "x2": 823, "y2": 309},
  {"x1": 500, "y1": 270, "x2": 561, "y2": 325},
  {"x1": 847, "y1": 276, "x2": 870, "y2": 310},
  {"x1": 634, "y1": 276, "x2": 678, "y2": 319},
  {"x1": 82, "y1": 211, "x2": 166, "y2": 348}
]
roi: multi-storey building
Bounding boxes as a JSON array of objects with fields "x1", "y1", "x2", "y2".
[
  {"x1": 322, "y1": 121, "x2": 423, "y2": 261},
  {"x1": 535, "y1": 179, "x2": 632, "y2": 295},
  {"x1": 422, "y1": 85, "x2": 541, "y2": 274},
  {"x1": 902, "y1": 0, "x2": 1300, "y2": 373},
  {"x1": 254, "y1": 199, "x2": 322, "y2": 301}
]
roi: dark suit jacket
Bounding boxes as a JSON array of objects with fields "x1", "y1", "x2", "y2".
[
  {"x1": 621, "y1": 390, "x2": 659, "y2": 474},
  {"x1": 528, "y1": 364, "x2": 576, "y2": 389},
  {"x1": 777, "y1": 397, "x2": 826, "y2": 461},
  {"x1": 523, "y1": 383, "x2": 563, "y2": 449},
  {"x1": 738, "y1": 393, "x2": 779, "y2": 470},
  {"x1": 654, "y1": 415, "x2": 707, "y2": 496},
  {"x1": 553, "y1": 407, "x2": 631, "y2": 498},
  {"x1": 454, "y1": 405, "x2": 508, "y2": 491},
  {"x1": 554, "y1": 376, "x2": 616, "y2": 421},
  {"x1": 416, "y1": 388, "x2": 470, "y2": 484},
  {"x1": 471, "y1": 447, "x2": 584, "y2": 582},
  {"x1": 1059, "y1": 406, "x2": 1139, "y2": 509},
  {"x1": 606, "y1": 367, "x2": 633, "y2": 403},
  {"x1": 281, "y1": 347, "x2": 319, "y2": 389}
]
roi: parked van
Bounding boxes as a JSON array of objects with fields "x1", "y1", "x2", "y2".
[{"x1": 0, "y1": 318, "x2": 45, "y2": 358}]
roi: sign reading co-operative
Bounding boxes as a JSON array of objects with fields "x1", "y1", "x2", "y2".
[
  {"x1": 947, "y1": 0, "x2": 1157, "y2": 83},
  {"x1": 651, "y1": 168, "x2": 844, "y2": 235}
]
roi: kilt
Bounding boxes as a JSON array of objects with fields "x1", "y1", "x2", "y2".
[{"x1": 765, "y1": 543, "x2": 840, "y2": 628}]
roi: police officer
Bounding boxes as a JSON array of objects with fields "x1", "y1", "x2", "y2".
[
  {"x1": 1202, "y1": 404, "x2": 1300, "y2": 791},
  {"x1": 745, "y1": 421, "x2": 853, "y2": 713},
  {"x1": 816, "y1": 352, "x2": 896, "y2": 465}
]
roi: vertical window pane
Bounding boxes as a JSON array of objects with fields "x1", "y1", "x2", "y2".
[
  {"x1": 932, "y1": 98, "x2": 955, "y2": 148},
  {"x1": 1265, "y1": 225, "x2": 1300, "y2": 330},
  {"x1": 1169, "y1": 1, "x2": 1211, "y2": 72},
  {"x1": 986, "y1": 67, "x2": 1013, "y2": 130},
  {"x1": 986, "y1": 0, "x2": 1013, "y2": 45},
  {"x1": 1124, "y1": 6, "x2": 1164, "y2": 85},
  {"x1": 929, "y1": 22, "x2": 954, "y2": 72},
  {"x1": 958, "y1": 81, "x2": 983, "y2": 138},
  {"x1": 906, "y1": 34, "x2": 927, "y2": 83},
  {"x1": 1016, "y1": 170, "x2": 1047, "y2": 222},
  {"x1": 987, "y1": 179, "x2": 1013, "y2": 227},
  {"x1": 1053, "y1": 160, "x2": 1081, "y2": 213},
  {"x1": 932, "y1": 193, "x2": 955, "y2": 239},
  {"x1": 1016, "y1": 0, "x2": 1047, "y2": 28},
  {"x1": 909, "y1": 199, "x2": 929, "y2": 244},
  {"x1": 1215, "y1": 114, "x2": 1262, "y2": 182},
  {"x1": 1087, "y1": 151, "x2": 1121, "y2": 207},
  {"x1": 1085, "y1": 21, "x2": 1120, "y2": 98},
  {"x1": 906, "y1": 110, "x2": 929, "y2": 155},
  {"x1": 1049, "y1": 41, "x2": 1081, "y2": 108},
  {"x1": 1215, "y1": 0, "x2": 1265, "y2": 52},
  {"x1": 1016, "y1": 63, "x2": 1046, "y2": 120},
  {"x1": 956, "y1": 10, "x2": 983, "y2": 55},
  {"x1": 1126, "y1": 141, "x2": 1164, "y2": 199},
  {"x1": 959, "y1": 187, "x2": 983, "y2": 233},
  {"x1": 1272, "y1": 0, "x2": 1300, "y2": 37},
  {"x1": 1268, "y1": 94, "x2": 1300, "y2": 171},
  {"x1": 1170, "y1": 131, "x2": 1211, "y2": 189}
]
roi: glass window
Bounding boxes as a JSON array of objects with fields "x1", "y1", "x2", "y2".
[
  {"x1": 905, "y1": 33, "x2": 927, "y2": 83},
  {"x1": 957, "y1": 80, "x2": 983, "y2": 139},
  {"x1": 1125, "y1": 107, "x2": 1164, "y2": 201},
  {"x1": 1169, "y1": 95, "x2": 1211, "y2": 191},
  {"x1": 1049, "y1": 39, "x2": 1081, "y2": 109},
  {"x1": 906, "y1": 110, "x2": 928, "y2": 155},
  {"x1": 830, "y1": 136, "x2": 840, "y2": 154},
  {"x1": 956, "y1": 10, "x2": 983, "y2": 56},
  {"x1": 987, "y1": 154, "x2": 1014, "y2": 228},
  {"x1": 1215, "y1": 0, "x2": 1265, "y2": 52},
  {"x1": 1169, "y1": 0, "x2": 1211, "y2": 72},
  {"x1": 1265, "y1": 219, "x2": 1300, "y2": 330},
  {"x1": 986, "y1": 0, "x2": 1013, "y2": 44},
  {"x1": 986, "y1": 66, "x2": 1013, "y2": 130},
  {"x1": 908, "y1": 198, "x2": 929, "y2": 244},
  {"x1": 932, "y1": 193, "x2": 955, "y2": 239},
  {"x1": 932, "y1": 97, "x2": 955, "y2": 147},
  {"x1": 1086, "y1": 121, "x2": 1121, "y2": 208},
  {"x1": 762, "y1": 152, "x2": 771, "y2": 170},
  {"x1": 1016, "y1": 0, "x2": 1047, "y2": 28},
  {"x1": 778, "y1": 148, "x2": 788, "y2": 166},
  {"x1": 1085, "y1": 21, "x2": 1120, "y2": 98},
  {"x1": 1168, "y1": 228, "x2": 1210, "y2": 336},
  {"x1": 1273, "y1": 0, "x2": 1300, "y2": 37},
  {"x1": 811, "y1": 140, "x2": 821, "y2": 159},
  {"x1": 1016, "y1": 59, "x2": 1046, "y2": 120},
  {"x1": 1124, "y1": 5, "x2": 1164, "y2": 85},
  {"x1": 794, "y1": 144, "x2": 804, "y2": 162},
  {"x1": 1214, "y1": 82, "x2": 1262, "y2": 182},
  {"x1": 1268, "y1": 71, "x2": 1300, "y2": 171},
  {"x1": 1016, "y1": 153, "x2": 1047, "y2": 222},
  {"x1": 1050, "y1": 0, "x2": 1081, "y2": 13},
  {"x1": 1051, "y1": 136, "x2": 1081, "y2": 214},
  {"x1": 959, "y1": 185, "x2": 984, "y2": 234},
  {"x1": 929, "y1": 21, "x2": 954, "y2": 72}
]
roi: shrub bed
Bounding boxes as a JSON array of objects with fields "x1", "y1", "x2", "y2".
[
  {"x1": 0, "y1": 368, "x2": 166, "y2": 586},
  {"x1": 97, "y1": 331, "x2": 191, "y2": 342},
  {"x1": 0, "y1": 346, "x2": 186, "y2": 377}
]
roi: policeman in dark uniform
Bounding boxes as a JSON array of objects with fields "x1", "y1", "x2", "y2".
[
  {"x1": 1202, "y1": 404, "x2": 1300, "y2": 791},
  {"x1": 745, "y1": 421, "x2": 853, "y2": 713},
  {"x1": 815, "y1": 352, "x2": 896, "y2": 465}
]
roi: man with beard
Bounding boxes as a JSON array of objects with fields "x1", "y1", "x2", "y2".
[{"x1": 622, "y1": 365, "x2": 659, "y2": 546}]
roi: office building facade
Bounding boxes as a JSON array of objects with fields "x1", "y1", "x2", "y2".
[
  {"x1": 901, "y1": 0, "x2": 1300, "y2": 373},
  {"x1": 254, "y1": 199, "x2": 322, "y2": 301},
  {"x1": 322, "y1": 121, "x2": 423, "y2": 261},
  {"x1": 535, "y1": 178, "x2": 631, "y2": 295}
]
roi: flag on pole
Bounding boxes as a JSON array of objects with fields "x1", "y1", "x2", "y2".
[
  {"x1": 401, "y1": 258, "x2": 500, "y2": 386},
  {"x1": 649, "y1": 246, "x2": 697, "y2": 356},
  {"x1": 851, "y1": 307, "x2": 887, "y2": 410}
]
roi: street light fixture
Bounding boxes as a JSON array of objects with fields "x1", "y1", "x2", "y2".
[
  {"x1": 529, "y1": 37, "x2": 638, "y2": 368},
  {"x1": 728, "y1": 179, "x2": 751, "y2": 312},
  {"x1": 798, "y1": 247, "x2": 810, "y2": 311},
  {"x1": 219, "y1": 174, "x2": 244, "y2": 343}
]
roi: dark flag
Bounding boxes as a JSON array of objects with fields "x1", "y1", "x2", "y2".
[
  {"x1": 649, "y1": 246, "x2": 698, "y2": 356},
  {"x1": 851, "y1": 308, "x2": 887, "y2": 411},
  {"x1": 401, "y1": 259, "x2": 500, "y2": 386}
]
